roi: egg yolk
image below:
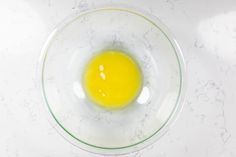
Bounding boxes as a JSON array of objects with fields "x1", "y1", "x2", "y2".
[{"x1": 83, "y1": 50, "x2": 143, "y2": 109}]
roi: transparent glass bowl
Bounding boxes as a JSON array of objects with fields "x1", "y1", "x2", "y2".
[{"x1": 40, "y1": 7, "x2": 185, "y2": 155}]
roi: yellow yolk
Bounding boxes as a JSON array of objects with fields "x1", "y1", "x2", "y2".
[{"x1": 83, "y1": 50, "x2": 143, "y2": 109}]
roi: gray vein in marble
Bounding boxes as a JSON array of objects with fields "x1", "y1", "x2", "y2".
[
  {"x1": 193, "y1": 80, "x2": 232, "y2": 144},
  {"x1": 47, "y1": 0, "x2": 51, "y2": 7},
  {"x1": 194, "y1": 39, "x2": 205, "y2": 49},
  {"x1": 143, "y1": 29, "x2": 154, "y2": 51},
  {"x1": 78, "y1": 0, "x2": 88, "y2": 11},
  {"x1": 165, "y1": 0, "x2": 175, "y2": 10},
  {"x1": 72, "y1": 0, "x2": 78, "y2": 10}
]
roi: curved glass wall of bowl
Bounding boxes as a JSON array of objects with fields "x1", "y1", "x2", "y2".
[{"x1": 40, "y1": 8, "x2": 185, "y2": 155}]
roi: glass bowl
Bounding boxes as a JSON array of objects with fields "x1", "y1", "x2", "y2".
[{"x1": 40, "y1": 7, "x2": 185, "y2": 155}]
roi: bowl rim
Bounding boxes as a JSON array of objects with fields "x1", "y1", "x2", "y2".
[{"x1": 39, "y1": 6, "x2": 186, "y2": 155}]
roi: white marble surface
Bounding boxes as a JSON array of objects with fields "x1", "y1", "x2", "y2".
[{"x1": 0, "y1": 0, "x2": 236, "y2": 156}]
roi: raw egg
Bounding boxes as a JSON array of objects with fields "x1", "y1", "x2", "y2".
[{"x1": 83, "y1": 50, "x2": 143, "y2": 109}]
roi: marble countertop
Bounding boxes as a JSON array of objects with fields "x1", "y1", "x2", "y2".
[{"x1": 0, "y1": 0, "x2": 236, "y2": 156}]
